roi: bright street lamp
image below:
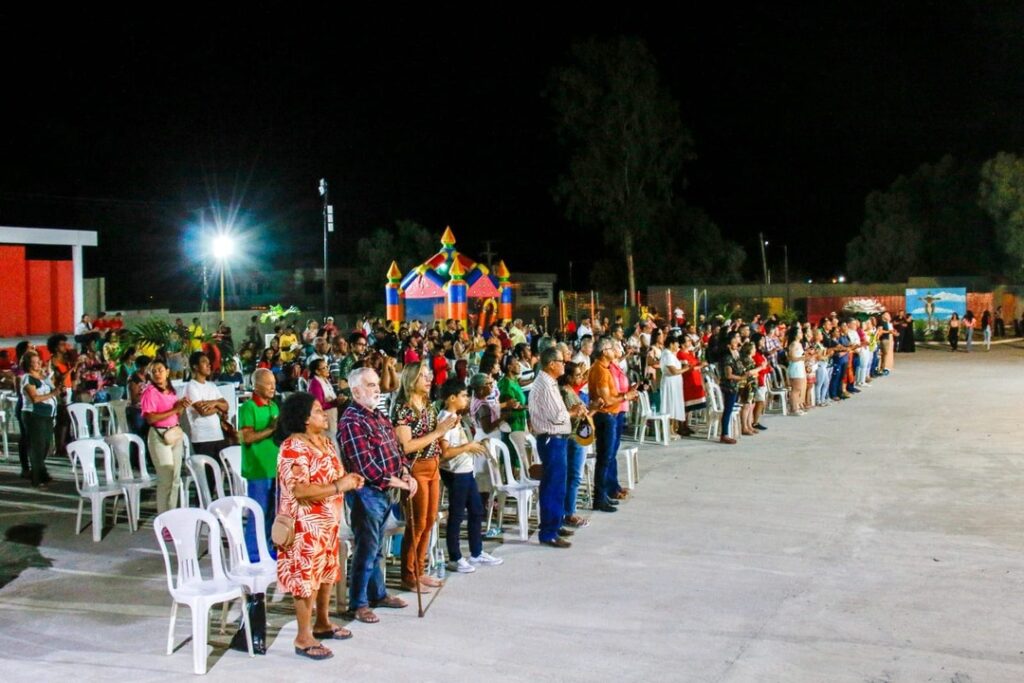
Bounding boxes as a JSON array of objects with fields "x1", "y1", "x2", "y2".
[{"x1": 212, "y1": 234, "x2": 235, "y2": 320}]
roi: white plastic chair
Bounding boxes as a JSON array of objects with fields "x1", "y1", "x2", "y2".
[
  {"x1": 67, "y1": 402, "x2": 102, "y2": 440},
  {"x1": 215, "y1": 383, "x2": 239, "y2": 428},
  {"x1": 218, "y1": 446, "x2": 246, "y2": 496},
  {"x1": 154, "y1": 508, "x2": 254, "y2": 675},
  {"x1": 633, "y1": 391, "x2": 670, "y2": 445},
  {"x1": 765, "y1": 372, "x2": 789, "y2": 415},
  {"x1": 705, "y1": 382, "x2": 740, "y2": 441},
  {"x1": 208, "y1": 496, "x2": 278, "y2": 631},
  {"x1": 185, "y1": 454, "x2": 227, "y2": 509},
  {"x1": 617, "y1": 445, "x2": 640, "y2": 489},
  {"x1": 105, "y1": 433, "x2": 156, "y2": 530},
  {"x1": 484, "y1": 439, "x2": 536, "y2": 541},
  {"x1": 67, "y1": 439, "x2": 132, "y2": 540},
  {"x1": 103, "y1": 399, "x2": 131, "y2": 435}
]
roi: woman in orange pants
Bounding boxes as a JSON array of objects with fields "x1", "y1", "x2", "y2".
[{"x1": 393, "y1": 362, "x2": 459, "y2": 592}]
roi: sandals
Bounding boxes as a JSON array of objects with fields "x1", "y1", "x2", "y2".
[
  {"x1": 312, "y1": 624, "x2": 353, "y2": 640},
  {"x1": 401, "y1": 582, "x2": 432, "y2": 594},
  {"x1": 345, "y1": 607, "x2": 380, "y2": 624},
  {"x1": 295, "y1": 644, "x2": 334, "y2": 660},
  {"x1": 564, "y1": 515, "x2": 590, "y2": 528},
  {"x1": 370, "y1": 595, "x2": 407, "y2": 609}
]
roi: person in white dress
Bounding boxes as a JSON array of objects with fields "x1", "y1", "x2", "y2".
[{"x1": 659, "y1": 335, "x2": 686, "y2": 436}]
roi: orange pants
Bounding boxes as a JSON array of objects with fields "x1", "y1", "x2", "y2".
[{"x1": 401, "y1": 457, "x2": 440, "y2": 585}]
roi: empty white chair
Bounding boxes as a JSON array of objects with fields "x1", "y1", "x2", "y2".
[
  {"x1": 633, "y1": 391, "x2": 671, "y2": 445},
  {"x1": 154, "y1": 508, "x2": 254, "y2": 675},
  {"x1": 185, "y1": 454, "x2": 227, "y2": 509},
  {"x1": 616, "y1": 445, "x2": 640, "y2": 489},
  {"x1": 209, "y1": 496, "x2": 277, "y2": 634},
  {"x1": 704, "y1": 381, "x2": 740, "y2": 442},
  {"x1": 67, "y1": 439, "x2": 132, "y2": 541},
  {"x1": 103, "y1": 399, "x2": 131, "y2": 435},
  {"x1": 218, "y1": 446, "x2": 246, "y2": 496},
  {"x1": 105, "y1": 433, "x2": 156, "y2": 530},
  {"x1": 67, "y1": 403, "x2": 102, "y2": 440},
  {"x1": 484, "y1": 439, "x2": 536, "y2": 541},
  {"x1": 215, "y1": 383, "x2": 239, "y2": 428},
  {"x1": 765, "y1": 372, "x2": 789, "y2": 415}
]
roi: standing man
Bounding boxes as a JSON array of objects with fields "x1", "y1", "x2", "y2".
[
  {"x1": 238, "y1": 368, "x2": 279, "y2": 562},
  {"x1": 184, "y1": 352, "x2": 230, "y2": 464},
  {"x1": 246, "y1": 315, "x2": 263, "y2": 351},
  {"x1": 187, "y1": 317, "x2": 205, "y2": 353},
  {"x1": 338, "y1": 367, "x2": 417, "y2": 623},
  {"x1": 528, "y1": 348, "x2": 583, "y2": 549},
  {"x1": 589, "y1": 339, "x2": 638, "y2": 512}
]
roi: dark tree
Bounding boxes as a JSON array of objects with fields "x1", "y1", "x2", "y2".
[
  {"x1": 352, "y1": 219, "x2": 435, "y2": 313},
  {"x1": 548, "y1": 36, "x2": 694, "y2": 302},
  {"x1": 978, "y1": 151, "x2": 1024, "y2": 278}
]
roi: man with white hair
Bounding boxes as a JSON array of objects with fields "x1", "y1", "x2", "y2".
[
  {"x1": 572, "y1": 335, "x2": 593, "y2": 373},
  {"x1": 238, "y1": 368, "x2": 279, "y2": 563},
  {"x1": 338, "y1": 367, "x2": 418, "y2": 624}
]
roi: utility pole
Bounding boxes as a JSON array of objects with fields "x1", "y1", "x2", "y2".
[
  {"x1": 480, "y1": 240, "x2": 497, "y2": 268},
  {"x1": 783, "y1": 244, "x2": 790, "y2": 310},
  {"x1": 759, "y1": 232, "x2": 769, "y2": 286},
  {"x1": 319, "y1": 179, "x2": 334, "y2": 321}
]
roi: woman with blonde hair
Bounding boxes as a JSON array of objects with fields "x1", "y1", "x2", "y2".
[{"x1": 393, "y1": 362, "x2": 458, "y2": 592}]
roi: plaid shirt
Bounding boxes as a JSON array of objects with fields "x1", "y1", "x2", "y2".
[{"x1": 338, "y1": 402, "x2": 405, "y2": 491}]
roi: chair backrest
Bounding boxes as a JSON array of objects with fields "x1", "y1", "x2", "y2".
[
  {"x1": 485, "y1": 438, "x2": 517, "y2": 488},
  {"x1": 208, "y1": 495, "x2": 270, "y2": 570},
  {"x1": 105, "y1": 399, "x2": 131, "y2": 435},
  {"x1": 67, "y1": 438, "x2": 115, "y2": 491},
  {"x1": 706, "y1": 381, "x2": 724, "y2": 412},
  {"x1": 637, "y1": 391, "x2": 653, "y2": 418},
  {"x1": 185, "y1": 454, "x2": 226, "y2": 508},
  {"x1": 67, "y1": 403, "x2": 101, "y2": 440},
  {"x1": 154, "y1": 507, "x2": 229, "y2": 596},
  {"x1": 105, "y1": 433, "x2": 151, "y2": 482},
  {"x1": 215, "y1": 383, "x2": 238, "y2": 422},
  {"x1": 171, "y1": 379, "x2": 187, "y2": 398},
  {"x1": 218, "y1": 445, "x2": 246, "y2": 496}
]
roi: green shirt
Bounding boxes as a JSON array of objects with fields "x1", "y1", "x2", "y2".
[
  {"x1": 497, "y1": 376, "x2": 527, "y2": 432},
  {"x1": 238, "y1": 398, "x2": 280, "y2": 480}
]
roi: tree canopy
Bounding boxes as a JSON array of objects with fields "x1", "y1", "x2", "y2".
[
  {"x1": 979, "y1": 151, "x2": 1024, "y2": 278},
  {"x1": 352, "y1": 219, "x2": 435, "y2": 314}
]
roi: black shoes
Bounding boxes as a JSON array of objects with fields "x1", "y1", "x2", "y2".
[
  {"x1": 542, "y1": 538, "x2": 572, "y2": 548},
  {"x1": 593, "y1": 502, "x2": 618, "y2": 513}
]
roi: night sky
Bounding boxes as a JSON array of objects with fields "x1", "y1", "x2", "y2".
[{"x1": 3, "y1": 5, "x2": 1023, "y2": 306}]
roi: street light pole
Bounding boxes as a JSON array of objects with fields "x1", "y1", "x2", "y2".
[
  {"x1": 319, "y1": 179, "x2": 334, "y2": 322},
  {"x1": 220, "y1": 264, "x2": 226, "y2": 320}
]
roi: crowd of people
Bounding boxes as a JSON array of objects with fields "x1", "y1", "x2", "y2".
[{"x1": 3, "y1": 305, "x2": 911, "y2": 661}]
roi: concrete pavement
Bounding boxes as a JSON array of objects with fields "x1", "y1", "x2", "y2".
[{"x1": 0, "y1": 345, "x2": 1023, "y2": 682}]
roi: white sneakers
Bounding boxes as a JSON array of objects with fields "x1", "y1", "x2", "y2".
[
  {"x1": 470, "y1": 551, "x2": 504, "y2": 566},
  {"x1": 451, "y1": 558, "x2": 476, "y2": 573}
]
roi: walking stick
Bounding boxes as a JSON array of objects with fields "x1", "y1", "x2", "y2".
[{"x1": 402, "y1": 493, "x2": 424, "y2": 617}]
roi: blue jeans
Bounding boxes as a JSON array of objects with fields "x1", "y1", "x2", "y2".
[
  {"x1": 592, "y1": 413, "x2": 618, "y2": 506},
  {"x1": 244, "y1": 478, "x2": 277, "y2": 563},
  {"x1": 815, "y1": 364, "x2": 831, "y2": 405},
  {"x1": 440, "y1": 470, "x2": 483, "y2": 561},
  {"x1": 829, "y1": 355, "x2": 848, "y2": 398},
  {"x1": 720, "y1": 389, "x2": 738, "y2": 437},
  {"x1": 346, "y1": 486, "x2": 391, "y2": 609},
  {"x1": 535, "y1": 434, "x2": 568, "y2": 542},
  {"x1": 564, "y1": 439, "x2": 586, "y2": 518},
  {"x1": 606, "y1": 412, "x2": 627, "y2": 495}
]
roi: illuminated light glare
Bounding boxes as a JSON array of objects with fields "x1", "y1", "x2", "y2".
[
  {"x1": 212, "y1": 234, "x2": 235, "y2": 260},
  {"x1": 837, "y1": 275, "x2": 846, "y2": 283}
]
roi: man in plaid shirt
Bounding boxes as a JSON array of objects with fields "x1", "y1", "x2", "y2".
[{"x1": 338, "y1": 367, "x2": 417, "y2": 624}]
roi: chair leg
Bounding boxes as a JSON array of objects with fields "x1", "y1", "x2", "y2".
[
  {"x1": 517, "y1": 497, "x2": 530, "y2": 541},
  {"x1": 193, "y1": 603, "x2": 209, "y2": 675},
  {"x1": 335, "y1": 540, "x2": 349, "y2": 614},
  {"x1": 220, "y1": 601, "x2": 230, "y2": 634},
  {"x1": 92, "y1": 496, "x2": 103, "y2": 542},
  {"x1": 238, "y1": 597, "x2": 254, "y2": 657},
  {"x1": 76, "y1": 499, "x2": 84, "y2": 535},
  {"x1": 166, "y1": 602, "x2": 178, "y2": 655}
]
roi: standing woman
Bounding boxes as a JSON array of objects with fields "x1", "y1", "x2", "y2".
[
  {"x1": 307, "y1": 359, "x2": 344, "y2": 440},
  {"x1": 140, "y1": 359, "x2": 191, "y2": 514},
  {"x1": 947, "y1": 313, "x2": 960, "y2": 352},
  {"x1": 645, "y1": 329, "x2": 664, "y2": 412},
  {"x1": 981, "y1": 310, "x2": 992, "y2": 351},
  {"x1": 717, "y1": 332, "x2": 744, "y2": 445},
  {"x1": 737, "y1": 342, "x2": 759, "y2": 435},
  {"x1": 963, "y1": 311, "x2": 976, "y2": 353},
  {"x1": 393, "y1": 362, "x2": 459, "y2": 592},
  {"x1": 658, "y1": 336, "x2": 686, "y2": 439},
  {"x1": 277, "y1": 392, "x2": 365, "y2": 660},
  {"x1": 786, "y1": 326, "x2": 807, "y2": 416},
  {"x1": 878, "y1": 311, "x2": 896, "y2": 373},
  {"x1": 20, "y1": 351, "x2": 59, "y2": 488},
  {"x1": 676, "y1": 336, "x2": 705, "y2": 436}
]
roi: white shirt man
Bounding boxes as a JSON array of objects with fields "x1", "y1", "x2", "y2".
[{"x1": 184, "y1": 354, "x2": 228, "y2": 457}]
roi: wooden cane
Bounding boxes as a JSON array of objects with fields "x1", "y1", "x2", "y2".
[{"x1": 403, "y1": 493, "x2": 424, "y2": 617}]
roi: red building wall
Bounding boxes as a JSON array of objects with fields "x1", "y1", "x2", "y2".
[
  {"x1": 0, "y1": 246, "x2": 28, "y2": 336},
  {"x1": 0, "y1": 246, "x2": 74, "y2": 337},
  {"x1": 806, "y1": 295, "x2": 907, "y2": 323}
]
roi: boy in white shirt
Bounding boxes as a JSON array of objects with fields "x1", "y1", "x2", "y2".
[{"x1": 438, "y1": 378, "x2": 503, "y2": 573}]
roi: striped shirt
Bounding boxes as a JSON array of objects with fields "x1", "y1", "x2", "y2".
[{"x1": 528, "y1": 371, "x2": 570, "y2": 435}]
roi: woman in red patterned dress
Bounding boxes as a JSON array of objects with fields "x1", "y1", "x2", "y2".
[{"x1": 277, "y1": 392, "x2": 364, "y2": 660}]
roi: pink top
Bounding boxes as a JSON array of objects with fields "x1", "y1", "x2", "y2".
[
  {"x1": 609, "y1": 362, "x2": 631, "y2": 413},
  {"x1": 140, "y1": 384, "x2": 180, "y2": 427}
]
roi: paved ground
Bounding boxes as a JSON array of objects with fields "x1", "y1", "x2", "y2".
[{"x1": 0, "y1": 345, "x2": 1022, "y2": 682}]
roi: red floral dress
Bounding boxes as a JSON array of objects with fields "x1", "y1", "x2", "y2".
[{"x1": 276, "y1": 435, "x2": 344, "y2": 598}]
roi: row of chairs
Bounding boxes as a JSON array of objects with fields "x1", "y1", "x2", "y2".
[{"x1": 155, "y1": 496, "x2": 276, "y2": 674}]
